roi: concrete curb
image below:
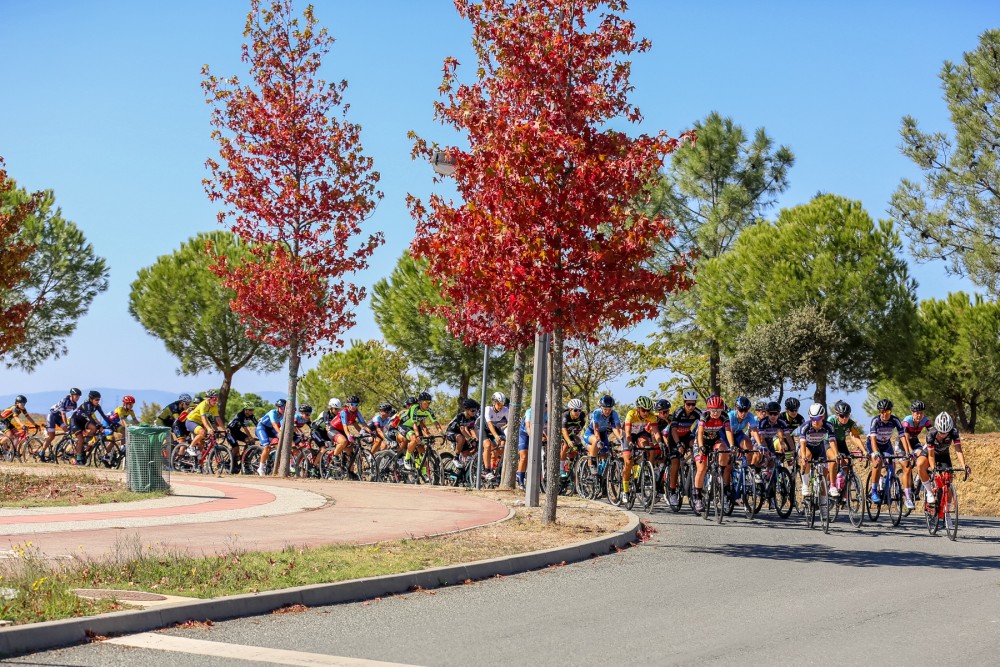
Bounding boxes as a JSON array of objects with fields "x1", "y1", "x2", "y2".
[{"x1": 0, "y1": 509, "x2": 640, "y2": 658}]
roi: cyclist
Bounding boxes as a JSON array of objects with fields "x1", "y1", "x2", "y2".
[
  {"x1": 561, "y1": 398, "x2": 587, "y2": 479},
  {"x1": 319, "y1": 398, "x2": 342, "y2": 428},
  {"x1": 69, "y1": 391, "x2": 111, "y2": 465},
  {"x1": 693, "y1": 394, "x2": 734, "y2": 511},
  {"x1": 157, "y1": 393, "x2": 192, "y2": 435},
  {"x1": 780, "y1": 397, "x2": 804, "y2": 453},
  {"x1": 755, "y1": 401, "x2": 786, "y2": 506},
  {"x1": 827, "y1": 400, "x2": 863, "y2": 495},
  {"x1": 0, "y1": 394, "x2": 40, "y2": 443},
  {"x1": 227, "y1": 402, "x2": 258, "y2": 466},
  {"x1": 622, "y1": 396, "x2": 656, "y2": 496},
  {"x1": 668, "y1": 390, "x2": 701, "y2": 504},
  {"x1": 649, "y1": 398, "x2": 676, "y2": 500},
  {"x1": 482, "y1": 392, "x2": 509, "y2": 478},
  {"x1": 112, "y1": 395, "x2": 139, "y2": 428},
  {"x1": 368, "y1": 402, "x2": 395, "y2": 453},
  {"x1": 518, "y1": 400, "x2": 548, "y2": 489},
  {"x1": 584, "y1": 395, "x2": 622, "y2": 459},
  {"x1": 400, "y1": 391, "x2": 438, "y2": 471},
  {"x1": 255, "y1": 399, "x2": 286, "y2": 476},
  {"x1": 798, "y1": 403, "x2": 838, "y2": 498},
  {"x1": 389, "y1": 397, "x2": 417, "y2": 451},
  {"x1": 42, "y1": 388, "x2": 81, "y2": 462},
  {"x1": 184, "y1": 389, "x2": 223, "y2": 456},
  {"x1": 446, "y1": 399, "x2": 480, "y2": 468},
  {"x1": 917, "y1": 412, "x2": 971, "y2": 507},
  {"x1": 728, "y1": 396, "x2": 762, "y2": 472},
  {"x1": 753, "y1": 400, "x2": 768, "y2": 422},
  {"x1": 867, "y1": 398, "x2": 907, "y2": 504},
  {"x1": 900, "y1": 400, "x2": 932, "y2": 510},
  {"x1": 329, "y1": 395, "x2": 371, "y2": 471}
]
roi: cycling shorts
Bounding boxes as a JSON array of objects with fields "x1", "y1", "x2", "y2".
[
  {"x1": 802, "y1": 442, "x2": 827, "y2": 461},
  {"x1": 733, "y1": 430, "x2": 754, "y2": 449},
  {"x1": 927, "y1": 449, "x2": 952, "y2": 467},
  {"x1": 870, "y1": 439, "x2": 894, "y2": 456},
  {"x1": 256, "y1": 423, "x2": 278, "y2": 447},
  {"x1": 45, "y1": 412, "x2": 65, "y2": 433},
  {"x1": 184, "y1": 420, "x2": 203, "y2": 435},
  {"x1": 834, "y1": 438, "x2": 852, "y2": 457},
  {"x1": 695, "y1": 439, "x2": 727, "y2": 461},
  {"x1": 69, "y1": 415, "x2": 92, "y2": 434},
  {"x1": 518, "y1": 431, "x2": 530, "y2": 452},
  {"x1": 584, "y1": 429, "x2": 611, "y2": 454}
]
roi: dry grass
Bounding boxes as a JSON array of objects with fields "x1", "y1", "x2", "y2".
[
  {"x1": 0, "y1": 471, "x2": 166, "y2": 508},
  {"x1": 954, "y1": 434, "x2": 1000, "y2": 517}
]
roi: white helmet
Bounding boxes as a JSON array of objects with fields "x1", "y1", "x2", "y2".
[
  {"x1": 934, "y1": 412, "x2": 954, "y2": 433},
  {"x1": 328, "y1": 398, "x2": 342, "y2": 410},
  {"x1": 492, "y1": 391, "x2": 506, "y2": 404},
  {"x1": 567, "y1": 398, "x2": 584, "y2": 411},
  {"x1": 808, "y1": 403, "x2": 826, "y2": 419},
  {"x1": 682, "y1": 390, "x2": 698, "y2": 402}
]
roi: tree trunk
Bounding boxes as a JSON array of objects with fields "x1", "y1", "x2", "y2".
[
  {"x1": 219, "y1": 371, "x2": 234, "y2": 422},
  {"x1": 969, "y1": 395, "x2": 978, "y2": 434},
  {"x1": 276, "y1": 334, "x2": 300, "y2": 476},
  {"x1": 501, "y1": 346, "x2": 527, "y2": 490},
  {"x1": 543, "y1": 328, "x2": 564, "y2": 524},
  {"x1": 458, "y1": 372, "x2": 470, "y2": 403},
  {"x1": 709, "y1": 339, "x2": 721, "y2": 395},
  {"x1": 812, "y1": 373, "x2": 827, "y2": 408},
  {"x1": 954, "y1": 397, "x2": 970, "y2": 432}
]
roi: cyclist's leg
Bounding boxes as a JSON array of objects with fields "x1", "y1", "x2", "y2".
[
  {"x1": 800, "y1": 448, "x2": 813, "y2": 495},
  {"x1": 517, "y1": 429, "x2": 529, "y2": 487},
  {"x1": 621, "y1": 435, "x2": 635, "y2": 493},
  {"x1": 916, "y1": 451, "x2": 935, "y2": 503}
]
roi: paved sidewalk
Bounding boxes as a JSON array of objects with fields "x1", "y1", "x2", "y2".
[{"x1": 0, "y1": 471, "x2": 511, "y2": 559}]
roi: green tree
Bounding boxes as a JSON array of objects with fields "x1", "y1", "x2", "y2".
[
  {"x1": 226, "y1": 389, "x2": 272, "y2": 415},
  {"x1": 298, "y1": 339, "x2": 426, "y2": 416},
  {"x1": 870, "y1": 292, "x2": 1000, "y2": 432},
  {"x1": 0, "y1": 182, "x2": 109, "y2": 370},
  {"x1": 629, "y1": 342, "x2": 710, "y2": 405},
  {"x1": 129, "y1": 231, "x2": 286, "y2": 420},
  {"x1": 371, "y1": 252, "x2": 511, "y2": 401},
  {"x1": 890, "y1": 29, "x2": 1000, "y2": 295},
  {"x1": 646, "y1": 112, "x2": 795, "y2": 393},
  {"x1": 700, "y1": 194, "x2": 917, "y2": 405},
  {"x1": 138, "y1": 402, "x2": 162, "y2": 425}
]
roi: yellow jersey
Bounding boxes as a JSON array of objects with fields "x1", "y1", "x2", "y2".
[
  {"x1": 624, "y1": 408, "x2": 657, "y2": 434},
  {"x1": 186, "y1": 399, "x2": 219, "y2": 424}
]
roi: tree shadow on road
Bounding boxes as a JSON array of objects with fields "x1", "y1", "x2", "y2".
[{"x1": 680, "y1": 542, "x2": 1000, "y2": 570}]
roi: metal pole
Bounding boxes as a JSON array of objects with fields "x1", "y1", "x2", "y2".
[
  {"x1": 526, "y1": 331, "x2": 548, "y2": 507},
  {"x1": 475, "y1": 344, "x2": 490, "y2": 490}
]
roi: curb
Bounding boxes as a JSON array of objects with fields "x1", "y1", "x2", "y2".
[{"x1": 0, "y1": 508, "x2": 640, "y2": 658}]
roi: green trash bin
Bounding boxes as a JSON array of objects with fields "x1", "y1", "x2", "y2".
[{"x1": 125, "y1": 426, "x2": 171, "y2": 492}]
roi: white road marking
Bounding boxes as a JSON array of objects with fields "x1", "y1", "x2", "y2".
[{"x1": 107, "y1": 632, "x2": 423, "y2": 666}]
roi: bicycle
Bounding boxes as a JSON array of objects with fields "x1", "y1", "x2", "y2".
[
  {"x1": 170, "y1": 431, "x2": 233, "y2": 475},
  {"x1": 731, "y1": 448, "x2": 761, "y2": 520},
  {"x1": 540, "y1": 442, "x2": 577, "y2": 497},
  {"x1": 321, "y1": 433, "x2": 376, "y2": 481},
  {"x1": 609, "y1": 444, "x2": 657, "y2": 513},
  {"x1": 924, "y1": 465, "x2": 965, "y2": 540},
  {"x1": 830, "y1": 451, "x2": 867, "y2": 529},
  {"x1": 865, "y1": 452, "x2": 907, "y2": 526},
  {"x1": 755, "y1": 451, "x2": 794, "y2": 519},
  {"x1": 802, "y1": 456, "x2": 832, "y2": 534},
  {"x1": 702, "y1": 448, "x2": 728, "y2": 524},
  {"x1": 0, "y1": 426, "x2": 42, "y2": 463}
]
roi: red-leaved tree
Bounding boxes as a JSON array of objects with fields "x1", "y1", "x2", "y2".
[
  {"x1": 203, "y1": 0, "x2": 383, "y2": 475},
  {"x1": 0, "y1": 158, "x2": 38, "y2": 357},
  {"x1": 408, "y1": 0, "x2": 691, "y2": 521}
]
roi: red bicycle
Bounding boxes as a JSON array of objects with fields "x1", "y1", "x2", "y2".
[{"x1": 924, "y1": 465, "x2": 966, "y2": 540}]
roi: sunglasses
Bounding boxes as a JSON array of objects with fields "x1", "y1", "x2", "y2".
[
  {"x1": 685, "y1": 402, "x2": 696, "y2": 407},
  {"x1": 348, "y1": 403, "x2": 359, "y2": 407},
  {"x1": 810, "y1": 417, "x2": 824, "y2": 422},
  {"x1": 768, "y1": 412, "x2": 779, "y2": 416}
]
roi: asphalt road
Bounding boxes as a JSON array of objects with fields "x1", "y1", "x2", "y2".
[{"x1": 9, "y1": 506, "x2": 1000, "y2": 667}]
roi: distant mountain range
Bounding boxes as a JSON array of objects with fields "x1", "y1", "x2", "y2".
[{"x1": 0, "y1": 388, "x2": 287, "y2": 411}]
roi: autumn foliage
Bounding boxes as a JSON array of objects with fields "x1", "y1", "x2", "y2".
[
  {"x1": 0, "y1": 158, "x2": 37, "y2": 355},
  {"x1": 408, "y1": 0, "x2": 692, "y2": 348}
]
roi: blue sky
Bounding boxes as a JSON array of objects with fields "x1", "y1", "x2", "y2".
[{"x1": 0, "y1": 1, "x2": 995, "y2": 402}]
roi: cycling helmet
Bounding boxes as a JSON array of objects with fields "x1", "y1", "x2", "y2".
[
  {"x1": 88, "y1": 390, "x2": 101, "y2": 400},
  {"x1": 492, "y1": 392, "x2": 506, "y2": 404},
  {"x1": 706, "y1": 395, "x2": 724, "y2": 410},
  {"x1": 122, "y1": 395, "x2": 135, "y2": 404},
  {"x1": 910, "y1": 400, "x2": 925, "y2": 412},
  {"x1": 876, "y1": 398, "x2": 893, "y2": 411},
  {"x1": 206, "y1": 389, "x2": 219, "y2": 399},
  {"x1": 654, "y1": 398, "x2": 672, "y2": 412},
  {"x1": 404, "y1": 396, "x2": 417, "y2": 407},
  {"x1": 14, "y1": 395, "x2": 27, "y2": 404},
  {"x1": 754, "y1": 400, "x2": 767, "y2": 413},
  {"x1": 682, "y1": 390, "x2": 698, "y2": 402},
  {"x1": 567, "y1": 398, "x2": 584, "y2": 411},
  {"x1": 765, "y1": 401, "x2": 781, "y2": 413},
  {"x1": 417, "y1": 391, "x2": 433, "y2": 402},
  {"x1": 275, "y1": 399, "x2": 287, "y2": 409},
  {"x1": 598, "y1": 395, "x2": 615, "y2": 408},
  {"x1": 934, "y1": 412, "x2": 954, "y2": 433},
  {"x1": 462, "y1": 398, "x2": 480, "y2": 410},
  {"x1": 346, "y1": 395, "x2": 360, "y2": 405},
  {"x1": 734, "y1": 396, "x2": 751, "y2": 411},
  {"x1": 178, "y1": 393, "x2": 192, "y2": 403},
  {"x1": 242, "y1": 402, "x2": 256, "y2": 411},
  {"x1": 377, "y1": 402, "x2": 394, "y2": 413},
  {"x1": 300, "y1": 404, "x2": 313, "y2": 415},
  {"x1": 328, "y1": 397, "x2": 342, "y2": 410},
  {"x1": 635, "y1": 396, "x2": 653, "y2": 410},
  {"x1": 833, "y1": 400, "x2": 851, "y2": 417},
  {"x1": 784, "y1": 397, "x2": 800, "y2": 411},
  {"x1": 807, "y1": 403, "x2": 826, "y2": 420},
  {"x1": 70, "y1": 388, "x2": 82, "y2": 396}
]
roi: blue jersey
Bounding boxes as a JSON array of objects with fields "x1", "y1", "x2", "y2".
[
  {"x1": 756, "y1": 416, "x2": 787, "y2": 442},
  {"x1": 587, "y1": 408, "x2": 621, "y2": 434},
  {"x1": 728, "y1": 410, "x2": 758, "y2": 434},
  {"x1": 259, "y1": 409, "x2": 284, "y2": 432},
  {"x1": 519, "y1": 408, "x2": 548, "y2": 435},
  {"x1": 869, "y1": 415, "x2": 905, "y2": 447}
]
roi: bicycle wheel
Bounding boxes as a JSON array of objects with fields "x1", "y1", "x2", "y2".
[
  {"x1": 169, "y1": 444, "x2": 194, "y2": 473},
  {"x1": 888, "y1": 476, "x2": 903, "y2": 527},
  {"x1": 667, "y1": 465, "x2": 684, "y2": 513},
  {"x1": 606, "y1": 458, "x2": 624, "y2": 507},
  {"x1": 356, "y1": 449, "x2": 375, "y2": 482},
  {"x1": 422, "y1": 450, "x2": 442, "y2": 485},
  {"x1": 639, "y1": 461, "x2": 656, "y2": 514},
  {"x1": 371, "y1": 450, "x2": 397, "y2": 483},
  {"x1": 846, "y1": 471, "x2": 864, "y2": 528},
  {"x1": 209, "y1": 445, "x2": 234, "y2": 475},
  {"x1": 575, "y1": 457, "x2": 599, "y2": 500},
  {"x1": 775, "y1": 467, "x2": 793, "y2": 519},
  {"x1": 926, "y1": 487, "x2": 939, "y2": 535},
  {"x1": 805, "y1": 490, "x2": 815, "y2": 530},
  {"x1": 865, "y1": 477, "x2": 882, "y2": 522},
  {"x1": 56, "y1": 436, "x2": 76, "y2": 464},
  {"x1": 241, "y1": 446, "x2": 262, "y2": 475},
  {"x1": 685, "y1": 464, "x2": 697, "y2": 513},
  {"x1": 738, "y1": 468, "x2": 753, "y2": 520},
  {"x1": 23, "y1": 435, "x2": 45, "y2": 461},
  {"x1": 713, "y1": 468, "x2": 724, "y2": 524},
  {"x1": 320, "y1": 450, "x2": 346, "y2": 480},
  {"x1": 943, "y1": 483, "x2": 958, "y2": 541},
  {"x1": 819, "y1": 477, "x2": 831, "y2": 534}
]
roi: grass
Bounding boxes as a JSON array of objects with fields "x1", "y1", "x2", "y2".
[
  {"x1": 0, "y1": 492, "x2": 626, "y2": 626},
  {"x1": 0, "y1": 471, "x2": 167, "y2": 508}
]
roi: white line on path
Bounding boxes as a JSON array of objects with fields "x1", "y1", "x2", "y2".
[{"x1": 106, "y1": 632, "x2": 424, "y2": 667}]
